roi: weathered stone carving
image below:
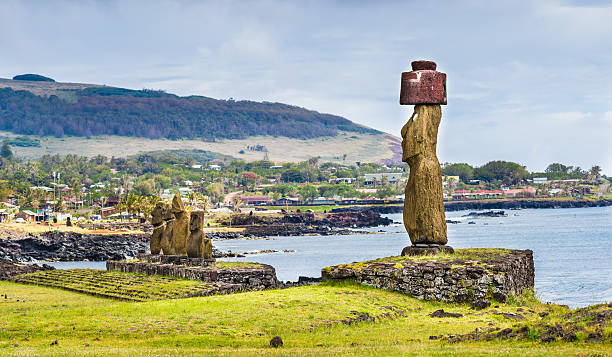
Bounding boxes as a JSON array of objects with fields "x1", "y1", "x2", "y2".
[
  {"x1": 160, "y1": 202, "x2": 175, "y2": 255},
  {"x1": 171, "y1": 194, "x2": 189, "y2": 255},
  {"x1": 150, "y1": 202, "x2": 167, "y2": 254},
  {"x1": 399, "y1": 60, "x2": 452, "y2": 255},
  {"x1": 187, "y1": 210, "x2": 212, "y2": 259}
]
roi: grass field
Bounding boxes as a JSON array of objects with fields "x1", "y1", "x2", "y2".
[
  {"x1": 0, "y1": 279, "x2": 610, "y2": 356},
  {"x1": 13, "y1": 269, "x2": 232, "y2": 302}
]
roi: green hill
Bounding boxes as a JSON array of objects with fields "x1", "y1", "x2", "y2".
[{"x1": 0, "y1": 77, "x2": 379, "y2": 141}]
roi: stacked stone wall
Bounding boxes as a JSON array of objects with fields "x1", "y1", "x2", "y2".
[
  {"x1": 322, "y1": 250, "x2": 534, "y2": 303},
  {"x1": 107, "y1": 255, "x2": 277, "y2": 291}
]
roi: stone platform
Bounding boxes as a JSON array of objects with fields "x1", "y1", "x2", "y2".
[
  {"x1": 322, "y1": 248, "x2": 534, "y2": 303},
  {"x1": 107, "y1": 254, "x2": 278, "y2": 291}
]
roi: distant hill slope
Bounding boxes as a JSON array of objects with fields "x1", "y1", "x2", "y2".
[{"x1": 0, "y1": 77, "x2": 379, "y2": 140}]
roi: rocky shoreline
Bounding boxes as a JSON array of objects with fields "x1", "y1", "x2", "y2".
[
  {"x1": 0, "y1": 209, "x2": 392, "y2": 263},
  {"x1": 333, "y1": 198, "x2": 612, "y2": 214}
]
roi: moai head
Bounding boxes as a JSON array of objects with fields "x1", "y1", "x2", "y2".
[
  {"x1": 190, "y1": 210, "x2": 205, "y2": 231},
  {"x1": 400, "y1": 61, "x2": 447, "y2": 105},
  {"x1": 172, "y1": 193, "x2": 185, "y2": 214},
  {"x1": 151, "y1": 202, "x2": 166, "y2": 226},
  {"x1": 161, "y1": 202, "x2": 174, "y2": 221}
]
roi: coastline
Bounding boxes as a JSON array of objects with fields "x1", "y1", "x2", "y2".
[{"x1": 332, "y1": 198, "x2": 612, "y2": 214}]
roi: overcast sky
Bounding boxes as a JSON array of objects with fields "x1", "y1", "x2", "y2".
[{"x1": 1, "y1": 0, "x2": 611, "y2": 173}]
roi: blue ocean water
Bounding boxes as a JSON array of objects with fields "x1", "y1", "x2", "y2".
[
  {"x1": 45, "y1": 206, "x2": 611, "y2": 307},
  {"x1": 214, "y1": 206, "x2": 612, "y2": 307}
]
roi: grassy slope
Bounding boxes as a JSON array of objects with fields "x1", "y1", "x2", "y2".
[
  {"x1": 0, "y1": 280, "x2": 610, "y2": 356},
  {"x1": 4, "y1": 130, "x2": 399, "y2": 164}
]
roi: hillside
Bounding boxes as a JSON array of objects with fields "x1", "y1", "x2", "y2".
[
  {"x1": 3, "y1": 130, "x2": 401, "y2": 164},
  {"x1": 0, "y1": 77, "x2": 378, "y2": 140}
]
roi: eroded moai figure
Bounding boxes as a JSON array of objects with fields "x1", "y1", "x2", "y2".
[
  {"x1": 171, "y1": 193, "x2": 189, "y2": 255},
  {"x1": 186, "y1": 210, "x2": 213, "y2": 259},
  {"x1": 160, "y1": 202, "x2": 176, "y2": 255},
  {"x1": 399, "y1": 60, "x2": 453, "y2": 255},
  {"x1": 150, "y1": 202, "x2": 167, "y2": 254}
]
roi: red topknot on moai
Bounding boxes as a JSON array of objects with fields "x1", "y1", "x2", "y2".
[{"x1": 399, "y1": 60, "x2": 453, "y2": 256}]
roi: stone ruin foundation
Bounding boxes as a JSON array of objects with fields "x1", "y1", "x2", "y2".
[
  {"x1": 107, "y1": 254, "x2": 278, "y2": 291},
  {"x1": 322, "y1": 249, "x2": 534, "y2": 303}
]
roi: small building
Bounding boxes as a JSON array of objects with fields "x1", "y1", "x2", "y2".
[
  {"x1": 329, "y1": 177, "x2": 354, "y2": 184},
  {"x1": 275, "y1": 197, "x2": 300, "y2": 206},
  {"x1": 363, "y1": 173, "x2": 403, "y2": 185},
  {"x1": 16, "y1": 210, "x2": 37, "y2": 222},
  {"x1": 239, "y1": 196, "x2": 271, "y2": 205},
  {"x1": 312, "y1": 197, "x2": 335, "y2": 205},
  {"x1": 533, "y1": 177, "x2": 548, "y2": 184},
  {"x1": 179, "y1": 187, "x2": 193, "y2": 195}
]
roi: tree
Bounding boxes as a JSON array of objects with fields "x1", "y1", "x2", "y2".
[
  {"x1": 1, "y1": 141, "x2": 13, "y2": 160},
  {"x1": 474, "y1": 161, "x2": 529, "y2": 185},
  {"x1": 442, "y1": 163, "x2": 474, "y2": 183},
  {"x1": 590, "y1": 165, "x2": 602, "y2": 180},
  {"x1": 298, "y1": 184, "x2": 318, "y2": 203},
  {"x1": 132, "y1": 179, "x2": 155, "y2": 196}
]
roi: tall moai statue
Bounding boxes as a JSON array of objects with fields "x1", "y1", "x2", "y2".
[
  {"x1": 186, "y1": 210, "x2": 213, "y2": 259},
  {"x1": 171, "y1": 193, "x2": 189, "y2": 255},
  {"x1": 160, "y1": 201, "x2": 176, "y2": 255},
  {"x1": 150, "y1": 202, "x2": 167, "y2": 254},
  {"x1": 399, "y1": 60, "x2": 453, "y2": 256}
]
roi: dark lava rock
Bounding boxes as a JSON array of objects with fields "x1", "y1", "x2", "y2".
[
  {"x1": 585, "y1": 332, "x2": 603, "y2": 343},
  {"x1": 0, "y1": 259, "x2": 54, "y2": 280},
  {"x1": 496, "y1": 328, "x2": 513, "y2": 338},
  {"x1": 496, "y1": 312, "x2": 525, "y2": 321},
  {"x1": 0, "y1": 231, "x2": 149, "y2": 262},
  {"x1": 539, "y1": 332, "x2": 556, "y2": 343},
  {"x1": 429, "y1": 309, "x2": 463, "y2": 318},
  {"x1": 539, "y1": 311, "x2": 549, "y2": 318},
  {"x1": 470, "y1": 300, "x2": 491, "y2": 310},
  {"x1": 464, "y1": 210, "x2": 506, "y2": 217},
  {"x1": 270, "y1": 336, "x2": 283, "y2": 347}
]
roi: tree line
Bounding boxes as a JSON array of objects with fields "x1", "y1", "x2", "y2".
[{"x1": 0, "y1": 87, "x2": 378, "y2": 140}]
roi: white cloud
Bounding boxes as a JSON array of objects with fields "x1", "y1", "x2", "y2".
[{"x1": 0, "y1": 0, "x2": 610, "y2": 174}]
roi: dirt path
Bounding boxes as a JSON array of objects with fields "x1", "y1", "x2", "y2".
[
  {"x1": 223, "y1": 191, "x2": 243, "y2": 206},
  {"x1": 597, "y1": 183, "x2": 610, "y2": 196}
]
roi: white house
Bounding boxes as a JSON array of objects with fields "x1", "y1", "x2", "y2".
[{"x1": 364, "y1": 173, "x2": 403, "y2": 185}]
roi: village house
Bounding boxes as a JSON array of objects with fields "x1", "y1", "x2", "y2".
[
  {"x1": 504, "y1": 186, "x2": 536, "y2": 197},
  {"x1": 363, "y1": 173, "x2": 403, "y2": 185},
  {"x1": 329, "y1": 177, "x2": 354, "y2": 184},
  {"x1": 239, "y1": 195, "x2": 271, "y2": 205}
]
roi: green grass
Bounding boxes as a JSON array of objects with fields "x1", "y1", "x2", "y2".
[
  {"x1": 328, "y1": 248, "x2": 515, "y2": 273},
  {"x1": 0, "y1": 280, "x2": 610, "y2": 356},
  {"x1": 13, "y1": 269, "x2": 226, "y2": 302}
]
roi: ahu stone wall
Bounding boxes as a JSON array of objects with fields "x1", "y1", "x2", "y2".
[
  {"x1": 107, "y1": 254, "x2": 277, "y2": 291},
  {"x1": 322, "y1": 249, "x2": 534, "y2": 303}
]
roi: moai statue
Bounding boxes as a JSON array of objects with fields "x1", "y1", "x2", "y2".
[
  {"x1": 186, "y1": 210, "x2": 213, "y2": 259},
  {"x1": 150, "y1": 202, "x2": 167, "y2": 254},
  {"x1": 160, "y1": 202, "x2": 175, "y2": 255},
  {"x1": 399, "y1": 60, "x2": 453, "y2": 256},
  {"x1": 171, "y1": 193, "x2": 189, "y2": 255}
]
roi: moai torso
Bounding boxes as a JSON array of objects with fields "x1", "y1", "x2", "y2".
[
  {"x1": 150, "y1": 202, "x2": 167, "y2": 254},
  {"x1": 160, "y1": 203, "x2": 175, "y2": 255},
  {"x1": 187, "y1": 210, "x2": 212, "y2": 259},
  {"x1": 171, "y1": 194, "x2": 189, "y2": 255}
]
